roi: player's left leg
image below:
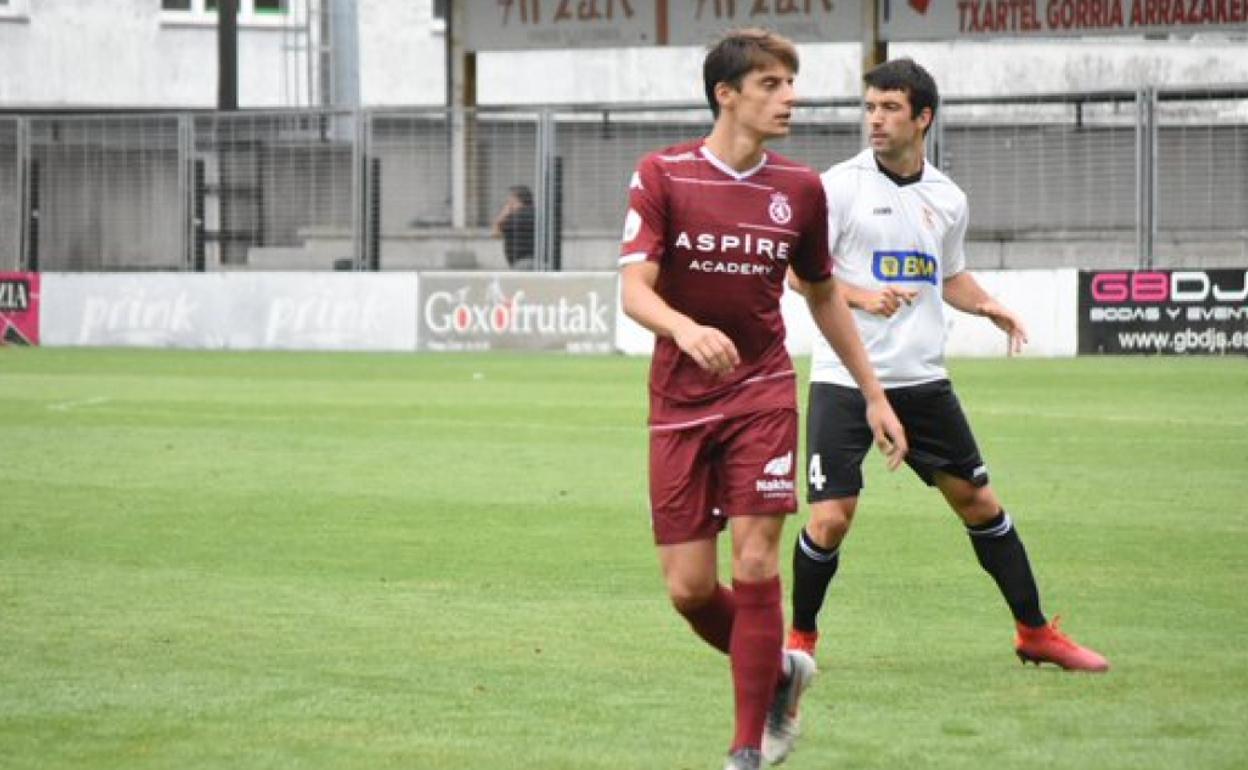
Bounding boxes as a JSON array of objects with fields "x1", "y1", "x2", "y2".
[
  {"x1": 727, "y1": 513, "x2": 787, "y2": 760},
  {"x1": 733, "y1": 514, "x2": 816, "y2": 765},
  {"x1": 762, "y1": 647, "x2": 816, "y2": 765},
  {"x1": 650, "y1": 419, "x2": 739, "y2": 654},
  {"x1": 901, "y1": 380, "x2": 1108, "y2": 672},
  {"x1": 936, "y1": 474, "x2": 1043, "y2": 626},
  {"x1": 716, "y1": 407, "x2": 817, "y2": 765},
  {"x1": 936, "y1": 473, "x2": 1109, "y2": 673},
  {"x1": 788, "y1": 382, "x2": 876, "y2": 657}
]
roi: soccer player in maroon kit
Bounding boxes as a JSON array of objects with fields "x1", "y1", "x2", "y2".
[{"x1": 619, "y1": 29, "x2": 908, "y2": 770}]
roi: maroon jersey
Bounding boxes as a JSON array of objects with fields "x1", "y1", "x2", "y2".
[{"x1": 620, "y1": 139, "x2": 831, "y2": 427}]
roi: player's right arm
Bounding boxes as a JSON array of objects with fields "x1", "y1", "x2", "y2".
[
  {"x1": 789, "y1": 270, "x2": 916, "y2": 317},
  {"x1": 619, "y1": 153, "x2": 739, "y2": 376},
  {"x1": 621, "y1": 263, "x2": 740, "y2": 376}
]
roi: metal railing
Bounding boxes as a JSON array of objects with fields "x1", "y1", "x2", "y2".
[{"x1": 1, "y1": 85, "x2": 1244, "y2": 274}]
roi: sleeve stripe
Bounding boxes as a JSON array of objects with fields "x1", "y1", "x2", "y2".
[{"x1": 618, "y1": 253, "x2": 648, "y2": 266}]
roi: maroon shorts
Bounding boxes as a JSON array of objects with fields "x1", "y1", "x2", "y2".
[{"x1": 648, "y1": 408, "x2": 798, "y2": 546}]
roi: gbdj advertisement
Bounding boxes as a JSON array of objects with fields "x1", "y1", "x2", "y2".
[{"x1": 1078, "y1": 269, "x2": 1248, "y2": 355}]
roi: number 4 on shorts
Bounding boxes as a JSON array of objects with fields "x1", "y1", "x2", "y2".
[{"x1": 808, "y1": 452, "x2": 826, "y2": 492}]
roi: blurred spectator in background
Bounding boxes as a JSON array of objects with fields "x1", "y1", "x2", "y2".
[{"x1": 492, "y1": 185, "x2": 535, "y2": 270}]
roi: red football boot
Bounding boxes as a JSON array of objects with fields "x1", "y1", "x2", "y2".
[
  {"x1": 786, "y1": 628, "x2": 819, "y2": 657},
  {"x1": 1015, "y1": 617, "x2": 1110, "y2": 672}
]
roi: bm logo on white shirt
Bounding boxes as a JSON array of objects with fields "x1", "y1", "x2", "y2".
[{"x1": 872, "y1": 250, "x2": 938, "y2": 285}]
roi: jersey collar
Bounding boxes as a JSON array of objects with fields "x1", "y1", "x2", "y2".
[
  {"x1": 874, "y1": 154, "x2": 925, "y2": 187},
  {"x1": 699, "y1": 143, "x2": 768, "y2": 181}
]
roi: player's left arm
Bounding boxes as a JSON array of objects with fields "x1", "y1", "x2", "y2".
[
  {"x1": 937, "y1": 194, "x2": 1027, "y2": 355},
  {"x1": 942, "y1": 271, "x2": 1029, "y2": 355},
  {"x1": 795, "y1": 179, "x2": 906, "y2": 468},
  {"x1": 803, "y1": 277, "x2": 908, "y2": 470}
]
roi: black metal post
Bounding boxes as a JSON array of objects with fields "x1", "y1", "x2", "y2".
[
  {"x1": 218, "y1": 0, "x2": 238, "y2": 110},
  {"x1": 552, "y1": 156, "x2": 563, "y2": 272},
  {"x1": 193, "y1": 159, "x2": 206, "y2": 271},
  {"x1": 26, "y1": 159, "x2": 39, "y2": 272},
  {"x1": 368, "y1": 157, "x2": 381, "y2": 271}
]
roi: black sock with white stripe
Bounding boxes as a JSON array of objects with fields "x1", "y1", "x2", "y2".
[
  {"x1": 966, "y1": 510, "x2": 1047, "y2": 628},
  {"x1": 791, "y1": 528, "x2": 841, "y2": 633}
]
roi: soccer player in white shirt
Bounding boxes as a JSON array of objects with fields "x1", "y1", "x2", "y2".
[{"x1": 786, "y1": 58, "x2": 1109, "y2": 672}]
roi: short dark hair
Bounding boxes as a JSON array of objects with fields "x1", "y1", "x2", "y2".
[
  {"x1": 864, "y1": 58, "x2": 939, "y2": 129},
  {"x1": 703, "y1": 28, "x2": 799, "y2": 119},
  {"x1": 508, "y1": 185, "x2": 533, "y2": 207}
]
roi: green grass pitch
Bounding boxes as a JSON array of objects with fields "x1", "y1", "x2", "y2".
[{"x1": 1, "y1": 348, "x2": 1246, "y2": 769}]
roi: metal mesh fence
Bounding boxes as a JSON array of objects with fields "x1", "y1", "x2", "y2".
[
  {"x1": 26, "y1": 115, "x2": 184, "y2": 271},
  {"x1": 192, "y1": 111, "x2": 357, "y2": 269},
  {"x1": 0, "y1": 118, "x2": 19, "y2": 271},
  {"x1": 938, "y1": 94, "x2": 1142, "y2": 268},
  {"x1": 771, "y1": 102, "x2": 864, "y2": 173},
  {"x1": 473, "y1": 111, "x2": 540, "y2": 233},
  {"x1": 553, "y1": 107, "x2": 709, "y2": 236},
  {"x1": 368, "y1": 108, "x2": 539, "y2": 269},
  {"x1": 2, "y1": 86, "x2": 1245, "y2": 273},
  {"x1": 370, "y1": 111, "x2": 454, "y2": 231},
  {"x1": 1154, "y1": 88, "x2": 1248, "y2": 266}
]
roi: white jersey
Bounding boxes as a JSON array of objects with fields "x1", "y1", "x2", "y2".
[{"x1": 811, "y1": 148, "x2": 968, "y2": 389}]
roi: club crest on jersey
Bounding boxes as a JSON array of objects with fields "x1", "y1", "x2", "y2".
[{"x1": 768, "y1": 192, "x2": 792, "y2": 225}]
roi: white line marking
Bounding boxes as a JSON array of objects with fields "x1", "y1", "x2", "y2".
[{"x1": 47, "y1": 396, "x2": 111, "y2": 412}]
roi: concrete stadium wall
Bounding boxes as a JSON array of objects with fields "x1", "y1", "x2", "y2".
[{"x1": 33, "y1": 269, "x2": 1077, "y2": 357}]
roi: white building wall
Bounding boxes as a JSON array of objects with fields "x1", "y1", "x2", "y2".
[
  {"x1": 1, "y1": 0, "x2": 277, "y2": 108},
  {"x1": 358, "y1": 0, "x2": 445, "y2": 106},
  {"x1": 0, "y1": 2, "x2": 1243, "y2": 107},
  {"x1": 0, "y1": 0, "x2": 446, "y2": 109}
]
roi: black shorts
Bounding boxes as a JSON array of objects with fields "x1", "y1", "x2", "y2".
[{"x1": 805, "y1": 379, "x2": 989, "y2": 502}]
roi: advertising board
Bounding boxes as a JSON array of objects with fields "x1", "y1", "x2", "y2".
[
  {"x1": 0, "y1": 272, "x2": 40, "y2": 346},
  {"x1": 1078, "y1": 269, "x2": 1248, "y2": 354},
  {"x1": 418, "y1": 272, "x2": 615, "y2": 352}
]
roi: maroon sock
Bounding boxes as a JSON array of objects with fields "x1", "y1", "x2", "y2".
[
  {"x1": 729, "y1": 576, "x2": 783, "y2": 752},
  {"x1": 677, "y1": 583, "x2": 737, "y2": 655}
]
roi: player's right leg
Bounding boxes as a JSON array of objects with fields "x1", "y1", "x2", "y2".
[
  {"x1": 649, "y1": 419, "x2": 739, "y2": 653},
  {"x1": 789, "y1": 382, "x2": 874, "y2": 656},
  {"x1": 788, "y1": 496, "x2": 857, "y2": 655},
  {"x1": 658, "y1": 538, "x2": 734, "y2": 653}
]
